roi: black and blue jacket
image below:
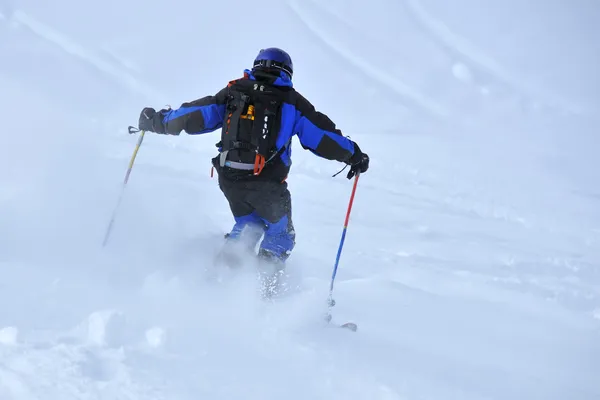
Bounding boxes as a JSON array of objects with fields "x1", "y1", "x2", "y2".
[{"x1": 149, "y1": 69, "x2": 359, "y2": 181}]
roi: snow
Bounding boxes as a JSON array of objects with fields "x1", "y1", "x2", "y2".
[
  {"x1": 451, "y1": 62, "x2": 473, "y2": 84},
  {"x1": 144, "y1": 327, "x2": 165, "y2": 348},
  {"x1": 1, "y1": 1, "x2": 599, "y2": 400},
  {"x1": 0, "y1": 327, "x2": 18, "y2": 345}
]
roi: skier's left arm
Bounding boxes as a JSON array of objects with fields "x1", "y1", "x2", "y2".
[
  {"x1": 292, "y1": 93, "x2": 358, "y2": 163},
  {"x1": 292, "y1": 92, "x2": 370, "y2": 178},
  {"x1": 138, "y1": 88, "x2": 228, "y2": 135}
]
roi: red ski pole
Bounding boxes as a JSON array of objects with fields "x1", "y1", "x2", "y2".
[{"x1": 326, "y1": 172, "x2": 360, "y2": 331}]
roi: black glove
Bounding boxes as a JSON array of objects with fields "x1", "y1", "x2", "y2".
[
  {"x1": 347, "y1": 142, "x2": 369, "y2": 179},
  {"x1": 138, "y1": 107, "x2": 168, "y2": 134},
  {"x1": 138, "y1": 107, "x2": 156, "y2": 131}
]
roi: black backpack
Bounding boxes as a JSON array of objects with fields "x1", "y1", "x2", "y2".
[{"x1": 216, "y1": 78, "x2": 285, "y2": 176}]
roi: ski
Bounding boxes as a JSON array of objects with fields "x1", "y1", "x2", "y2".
[
  {"x1": 326, "y1": 314, "x2": 358, "y2": 332},
  {"x1": 339, "y1": 322, "x2": 358, "y2": 332}
]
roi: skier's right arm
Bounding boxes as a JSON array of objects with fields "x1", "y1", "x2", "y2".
[{"x1": 139, "y1": 88, "x2": 228, "y2": 135}]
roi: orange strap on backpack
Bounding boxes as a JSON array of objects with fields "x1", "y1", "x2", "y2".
[{"x1": 253, "y1": 154, "x2": 266, "y2": 176}]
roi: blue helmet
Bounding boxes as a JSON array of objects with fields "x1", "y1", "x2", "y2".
[{"x1": 252, "y1": 48, "x2": 293, "y2": 78}]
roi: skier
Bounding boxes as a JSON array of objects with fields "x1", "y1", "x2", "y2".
[{"x1": 137, "y1": 47, "x2": 369, "y2": 272}]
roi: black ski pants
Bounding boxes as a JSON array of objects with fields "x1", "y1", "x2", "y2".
[{"x1": 218, "y1": 176, "x2": 296, "y2": 261}]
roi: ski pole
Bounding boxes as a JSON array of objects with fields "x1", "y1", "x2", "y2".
[
  {"x1": 326, "y1": 171, "x2": 360, "y2": 320},
  {"x1": 102, "y1": 126, "x2": 145, "y2": 247}
]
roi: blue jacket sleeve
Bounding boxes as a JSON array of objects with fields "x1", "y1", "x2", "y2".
[
  {"x1": 155, "y1": 88, "x2": 228, "y2": 135},
  {"x1": 292, "y1": 92, "x2": 355, "y2": 163}
]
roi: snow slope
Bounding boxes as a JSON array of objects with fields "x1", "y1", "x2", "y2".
[{"x1": 1, "y1": 1, "x2": 599, "y2": 399}]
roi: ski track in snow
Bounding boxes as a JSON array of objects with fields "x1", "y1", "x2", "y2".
[
  {"x1": 7, "y1": 9, "x2": 162, "y2": 100},
  {"x1": 403, "y1": 0, "x2": 584, "y2": 115},
  {"x1": 2, "y1": 1, "x2": 600, "y2": 400},
  {"x1": 287, "y1": 0, "x2": 449, "y2": 118}
]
